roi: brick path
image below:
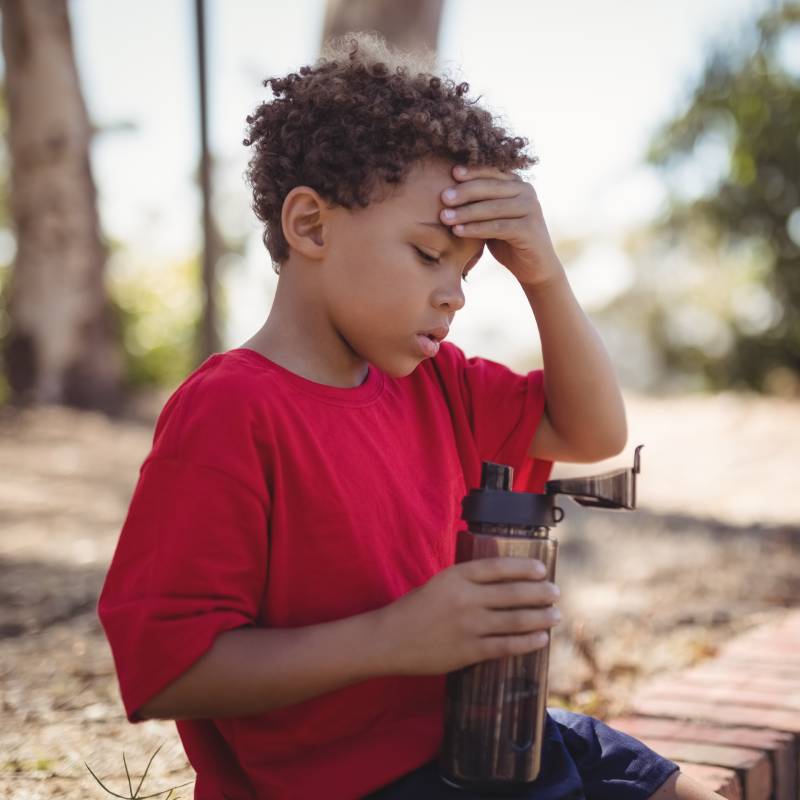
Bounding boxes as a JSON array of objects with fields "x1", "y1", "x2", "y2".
[{"x1": 607, "y1": 607, "x2": 800, "y2": 799}]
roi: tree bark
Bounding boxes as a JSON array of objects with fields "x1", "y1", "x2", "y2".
[
  {"x1": 321, "y1": 0, "x2": 444, "y2": 57},
  {"x1": 0, "y1": 0, "x2": 123, "y2": 412},
  {"x1": 194, "y1": 0, "x2": 221, "y2": 360}
]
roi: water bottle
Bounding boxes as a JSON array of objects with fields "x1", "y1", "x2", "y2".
[{"x1": 439, "y1": 445, "x2": 644, "y2": 793}]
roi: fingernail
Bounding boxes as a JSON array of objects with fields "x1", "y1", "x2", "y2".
[
  {"x1": 443, "y1": 189, "x2": 457, "y2": 202},
  {"x1": 454, "y1": 165, "x2": 467, "y2": 176}
]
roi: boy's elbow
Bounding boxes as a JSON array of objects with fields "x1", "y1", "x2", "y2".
[
  {"x1": 592, "y1": 426, "x2": 628, "y2": 461},
  {"x1": 136, "y1": 689, "x2": 175, "y2": 721},
  {"x1": 608, "y1": 429, "x2": 628, "y2": 458},
  {"x1": 603, "y1": 411, "x2": 628, "y2": 458},
  {"x1": 579, "y1": 409, "x2": 628, "y2": 462},
  {"x1": 136, "y1": 698, "x2": 160, "y2": 721}
]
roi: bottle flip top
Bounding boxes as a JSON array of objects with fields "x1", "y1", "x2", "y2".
[
  {"x1": 545, "y1": 443, "x2": 643, "y2": 511},
  {"x1": 460, "y1": 444, "x2": 644, "y2": 529}
]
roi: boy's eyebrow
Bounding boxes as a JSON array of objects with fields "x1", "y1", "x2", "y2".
[
  {"x1": 415, "y1": 221, "x2": 484, "y2": 264},
  {"x1": 415, "y1": 221, "x2": 459, "y2": 242}
]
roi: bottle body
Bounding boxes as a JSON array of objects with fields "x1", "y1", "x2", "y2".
[{"x1": 439, "y1": 525, "x2": 558, "y2": 793}]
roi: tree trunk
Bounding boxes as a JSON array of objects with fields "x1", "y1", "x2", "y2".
[
  {"x1": 0, "y1": 0, "x2": 123, "y2": 412},
  {"x1": 321, "y1": 0, "x2": 444, "y2": 56},
  {"x1": 194, "y1": 0, "x2": 221, "y2": 360}
]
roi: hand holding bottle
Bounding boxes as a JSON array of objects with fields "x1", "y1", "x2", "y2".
[{"x1": 376, "y1": 556, "x2": 561, "y2": 677}]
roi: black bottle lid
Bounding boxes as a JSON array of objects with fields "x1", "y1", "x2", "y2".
[{"x1": 460, "y1": 461, "x2": 558, "y2": 527}]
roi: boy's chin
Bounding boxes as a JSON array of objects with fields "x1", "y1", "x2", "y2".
[{"x1": 373, "y1": 354, "x2": 426, "y2": 379}]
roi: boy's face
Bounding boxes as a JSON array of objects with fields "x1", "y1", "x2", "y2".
[{"x1": 318, "y1": 157, "x2": 484, "y2": 378}]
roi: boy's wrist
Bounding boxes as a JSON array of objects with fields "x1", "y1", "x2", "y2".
[
  {"x1": 358, "y1": 602, "x2": 401, "y2": 679},
  {"x1": 517, "y1": 257, "x2": 568, "y2": 296}
]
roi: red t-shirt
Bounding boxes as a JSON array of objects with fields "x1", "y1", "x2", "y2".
[{"x1": 97, "y1": 342, "x2": 553, "y2": 799}]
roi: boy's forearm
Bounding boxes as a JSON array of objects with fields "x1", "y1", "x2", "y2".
[
  {"x1": 521, "y1": 262, "x2": 628, "y2": 458},
  {"x1": 138, "y1": 605, "x2": 392, "y2": 720}
]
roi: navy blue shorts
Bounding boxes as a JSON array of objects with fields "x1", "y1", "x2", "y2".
[{"x1": 364, "y1": 708, "x2": 680, "y2": 800}]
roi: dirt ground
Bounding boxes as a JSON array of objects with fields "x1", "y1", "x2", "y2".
[{"x1": 1, "y1": 388, "x2": 799, "y2": 799}]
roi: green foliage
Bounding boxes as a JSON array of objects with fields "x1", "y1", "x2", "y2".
[
  {"x1": 108, "y1": 254, "x2": 204, "y2": 390},
  {"x1": 644, "y1": 2, "x2": 800, "y2": 394}
]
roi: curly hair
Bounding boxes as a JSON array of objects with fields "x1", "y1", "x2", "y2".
[{"x1": 242, "y1": 30, "x2": 538, "y2": 272}]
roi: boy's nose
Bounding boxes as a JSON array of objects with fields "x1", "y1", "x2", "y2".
[{"x1": 436, "y1": 285, "x2": 465, "y2": 312}]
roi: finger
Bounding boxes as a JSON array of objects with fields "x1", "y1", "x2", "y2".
[
  {"x1": 478, "y1": 631, "x2": 550, "y2": 661},
  {"x1": 464, "y1": 557, "x2": 546, "y2": 584},
  {"x1": 481, "y1": 580, "x2": 559, "y2": 609},
  {"x1": 453, "y1": 164, "x2": 522, "y2": 182},
  {"x1": 442, "y1": 177, "x2": 522, "y2": 207},
  {"x1": 480, "y1": 606, "x2": 561, "y2": 636},
  {"x1": 441, "y1": 197, "x2": 529, "y2": 228},
  {"x1": 452, "y1": 217, "x2": 526, "y2": 238}
]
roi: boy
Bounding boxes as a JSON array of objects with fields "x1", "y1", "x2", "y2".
[{"x1": 97, "y1": 31, "x2": 723, "y2": 800}]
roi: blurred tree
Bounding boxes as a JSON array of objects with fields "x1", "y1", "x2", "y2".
[
  {"x1": 194, "y1": 0, "x2": 222, "y2": 361},
  {"x1": 0, "y1": 81, "x2": 8, "y2": 230},
  {"x1": 321, "y1": 0, "x2": 444, "y2": 60},
  {"x1": 643, "y1": 1, "x2": 800, "y2": 395},
  {"x1": 0, "y1": 0, "x2": 123, "y2": 412},
  {"x1": 0, "y1": 81, "x2": 10, "y2": 404}
]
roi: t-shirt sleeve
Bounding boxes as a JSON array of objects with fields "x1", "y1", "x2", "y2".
[
  {"x1": 435, "y1": 341, "x2": 554, "y2": 493},
  {"x1": 97, "y1": 374, "x2": 271, "y2": 723}
]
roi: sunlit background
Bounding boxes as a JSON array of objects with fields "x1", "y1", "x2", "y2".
[{"x1": 3, "y1": 0, "x2": 793, "y2": 394}]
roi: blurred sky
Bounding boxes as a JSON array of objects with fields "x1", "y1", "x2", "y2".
[{"x1": 8, "y1": 0, "x2": 780, "y2": 365}]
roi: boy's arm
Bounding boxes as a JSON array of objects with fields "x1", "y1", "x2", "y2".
[
  {"x1": 524, "y1": 265, "x2": 628, "y2": 464},
  {"x1": 138, "y1": 606, "x2": 390, "y2": 720},
  {"x1": 435, "y1": 164, "x2": 626, "y2": 464},
  {"x1": 139, "y1": 556, "x2": 561, "y2": 721}
]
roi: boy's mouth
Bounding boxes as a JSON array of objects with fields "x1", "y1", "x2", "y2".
[
  {"x1": 416, "y1": 333, "x2": 442, "y2": 357},
  {"x1": 419, "y1": 326, "x2": 449, "y2": 343},
  {"x1": 416, "y1": 325, "x2": 448, "y2": 357}
]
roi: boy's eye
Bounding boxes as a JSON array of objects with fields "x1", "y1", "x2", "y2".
[
  {"x1": 414, "y1": 246, "x2": 470, "y2": 282},
  {"x1": 413, "y1": 246, "x2": 439, "y2": 264}
]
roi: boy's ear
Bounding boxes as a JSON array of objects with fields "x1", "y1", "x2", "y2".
[{"x1": 281, "y1": 186, "x2": 331, "y2": 260}]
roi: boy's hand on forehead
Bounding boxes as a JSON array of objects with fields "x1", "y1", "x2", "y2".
[{"x1": 440, "y1": 163, "x2": 564, "y2": 289}]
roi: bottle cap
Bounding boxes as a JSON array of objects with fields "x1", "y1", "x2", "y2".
[{"x1": 460, "y1": 462, "x2": 559, "y2": 527}]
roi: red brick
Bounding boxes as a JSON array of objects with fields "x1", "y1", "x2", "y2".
[
  {"x1": 732, "y1": 628, "x2": 800, "y2": 648},
  {"x1": 734, "y1": 641, "x2": 800, "y2": 657},
  {"x1": 602, "y1": 611, "x2": 800, "y2": 797},
  {"x1": 672, "y1": 761, "x2": 742, "y2": 799},
  {"x1": 626, "y1": 697, "x2": 800, "y2": 734},
  {"x1": 675, "y1": 668, "x2": 800, "y2": 694},
  {"x1": 692, "y1": 658, "x2": 800, "y2": 682},
  {"x1": 633, "y1": 677, "x2": 800, "y2": 712},
  {"x1": 771, "y1": 609, "x2": 800, "y2": 637},
  {"x1": 623, "y1": 737, "x2": 770, "y2": 800},
  {"x1": 718, "y1": 640, "x2": 800, "y2": 664},
  {"x1": 720, "y1": 662, "x2": 800, "y2": 681},
  {"x1": 726, "y1": 611, "x2": 800, "y2": 643},
  {"x1": 606, "y1": 716, "x2": 796, "y2": 800}
]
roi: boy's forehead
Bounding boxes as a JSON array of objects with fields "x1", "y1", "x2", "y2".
[
  {"x1": 376, "y1": 159, "x2": 456, "y2": 219},
  {"x1": 377, "y1": 160, "x2": 485, "y2": 260},
  {"x1": 401, "y1": 159, "x2": 456, "y2": 201}
]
